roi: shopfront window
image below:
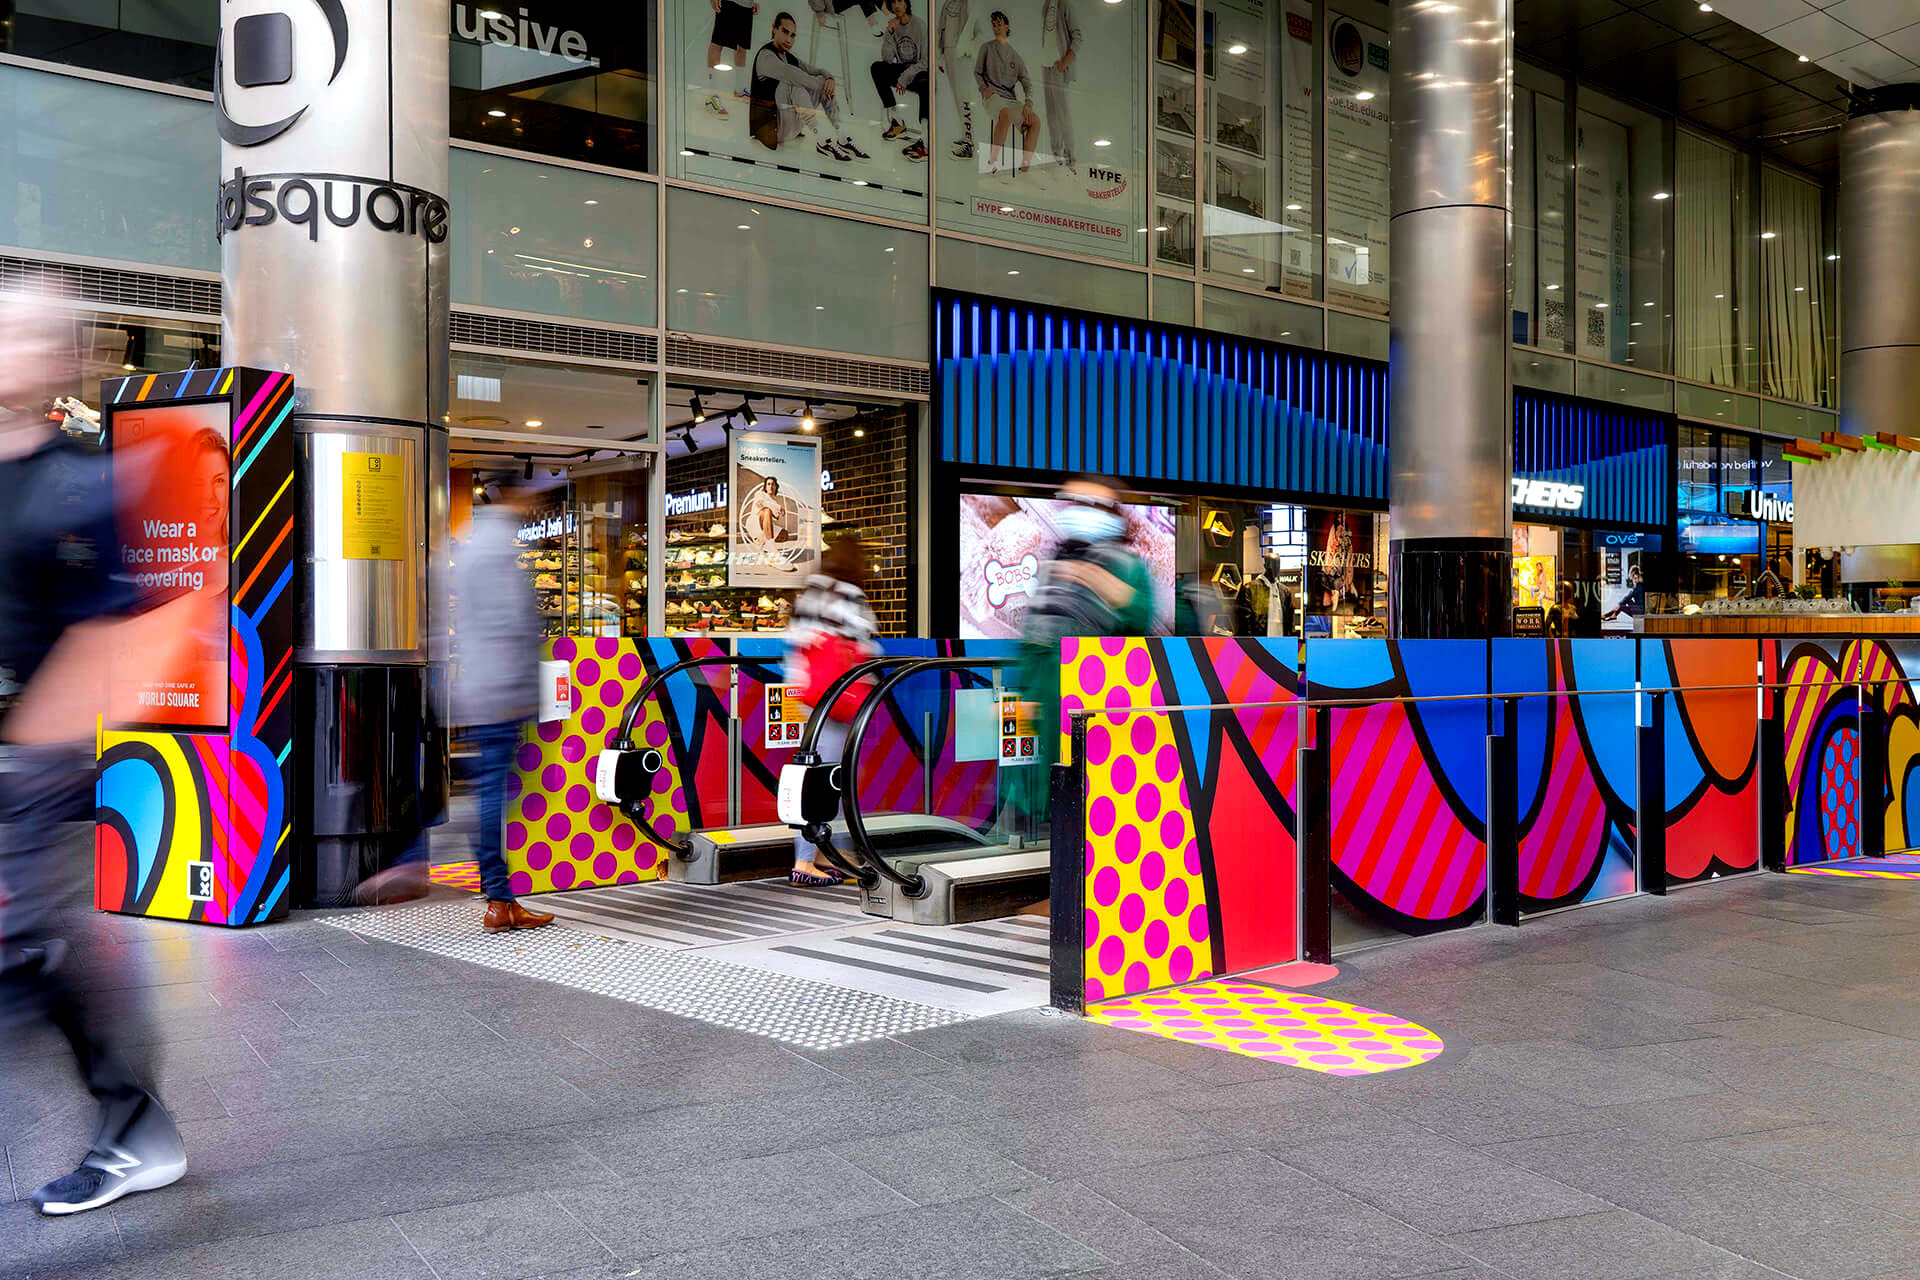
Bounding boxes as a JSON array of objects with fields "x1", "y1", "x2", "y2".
[
  {"x1": 1201, "y1": 0, "x2": 1317, "y2": 299},
  {"x1": 666, "y1": 188, "x2": 928, "y2": 360},
  {"x1": 1574, "y1": 90, "x2": 1667, "y2": 373},
  {"x1": 1759, "y1": 166, "x2": 1833, "y2": 409},
  {"x1": 1674, "y1": 130, "x2": 1753, "y2": 390},
  {"x1": 0, "y1": 1, "x2": 217, "y2": 89},
  {"x1": 448, "y1": 151, "x2": 658, "y2": 328},
  {"x1": 453, "y1": 2, "x2": 652, "y2": 171},
  {"x1": 1322, "y1": 7, "x2": 1389, "y2": 316},
  {"x1": 1153, "y1": 0, "x2": 1200, "y2": 273},
  {"x1": 449, "y1": 353, "x2": 654, "y2": 444},
  {"x1": 960, "y1": 488, "x2": 1176, "y2": 638},
  {"x1": 1171, "y1": 500, "x2": 1305, "y2": 637},
  {"x1": 0, "y1": 62, "x2": 217, "y2": 272},
  {"x1": 1512, "y1": 63, "x2": 1567, "y2": 352},
  {"x1": 665, "y1": 387, "x2": 913, "y2": 636},
  {"x1": 928, "y1": 0, "x2": 1150, "y2": 261}
]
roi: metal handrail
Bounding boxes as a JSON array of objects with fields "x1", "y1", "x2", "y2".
[
  {"x1": 611, "y1": 653, "x2": 773, "y2": 859},
  {"x1": 1067, "y1": 677, "x2": 1909, "y2": 722},
  {"x1": 840, "y1": 656, "x2": 1011, "y2": 899}
]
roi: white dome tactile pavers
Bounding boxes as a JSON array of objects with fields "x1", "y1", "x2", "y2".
[{"x1": 325, "y1": 899, "x2": 982, "y2": 1050}]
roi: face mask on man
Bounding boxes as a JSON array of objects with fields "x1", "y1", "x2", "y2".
[{"x1": 1058, "y1": 504, "x2": 1124, "y2": 544}]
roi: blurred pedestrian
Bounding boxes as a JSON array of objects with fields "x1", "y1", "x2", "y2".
[
  {"x1": 442, "y1": 481, "x2": 555, "y2": 933},
  {"x1": 1008, "y1": 477, "x2": 1154, "y2": 823},
  {"x1": 0, "y1": 289, "x2": 187, "y2": 1215},
  {"x1": 786, "y1": 537, "x2": 879, "y2": 886}
]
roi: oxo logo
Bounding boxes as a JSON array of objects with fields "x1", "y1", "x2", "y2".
[{"x1": 215, "y1": 0, "x2": 351, "y2": 147}]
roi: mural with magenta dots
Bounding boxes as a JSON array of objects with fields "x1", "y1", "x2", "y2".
[
  {"x1": 506, "y1": 637, "x2": 731, "y2": 895},
  {"x1": 1062, "y1": 637, "x2": 1302, "y2": 1005}
]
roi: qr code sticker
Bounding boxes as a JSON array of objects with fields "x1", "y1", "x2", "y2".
[
  {"x1": 1542, "y1": 297, "x2": 1566, "y2": 344},
  {"x1": 1586, "y1": 306, "x2": 1607, "y2": 350}
]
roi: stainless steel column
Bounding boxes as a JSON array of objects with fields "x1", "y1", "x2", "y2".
[
  {"x1": 217, "y1": 0, "x2": 451, "y2": 903},
  {"x1": 1839, "y1": 88, "x2": 1920, "y2": 441},
  {"x1": 1386, "y1": 0, "x2": 1513, "y2": 637}
]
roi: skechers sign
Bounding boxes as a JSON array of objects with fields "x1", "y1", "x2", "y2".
[{"x1": 1512, "y1": 477, "x2": 1587, "y2": 513}]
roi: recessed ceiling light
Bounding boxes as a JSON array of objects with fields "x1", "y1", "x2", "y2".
[
  {"x1": 1794, "y1": 285, "x2": 1805, "y2": 291},
  {"x1": 1242, "y1": 267, "x2": 1255, "y2": 273},
  {"x1": 853, "y1": 428, "x2": 866, "y2": 438},
  {"x1": 815, "y1": 304, "x2": 826, "y2": 310},
  {"x1": 1643, "y1": 301, "x2": 1654, "y2": 307},
  {"x1": 584, "y1": 199, "x2": 598, "y2": 206},
  {"x1": 1594, "y1": 301, "x2": 1608, "y2": 309},
  {"x1": 1354, "y1": 90, "x2": 1375, "y2": 101},
  {"x1": 712, "y1": 61, "x2": 732, "y2": 71},
  {"x1": 884, "y1": 246, "x2": 894, "y2": 252},
  {"x1": 121, "y1": 361, "x2": 136, "y2": 371},
  {"x1": 853, "y1": 179, "x2": 869, "y2": 186},
  {"x1": 1761, "y1": 230, "x2": 1777, "y2": 239},
  {"x1": 1652, "y1": 191, "x2": 1670, "y2": 200},
  {"x1": 1007, "y1": 269, "x2": 1021, "y2": 275},
  {"x1": 1000, "y1": 205, "x2": 1013, "y2": 212},
  {"x1": 1285, "y1": 203, "x2": 1303, "y2": 211},
  {"x1": 1714, "y1": 293, "x2": 1725, "y2": 299},
  {"x1": 1094, "y1": 138, "x2": 1111, "y2": 147},
  {"x1": 487, "y1": 109, "x2": 507, "y2": 118},
  {"x1": 1827, "y1": 253, "x2": 1840, "y2": 261},
  {"x1": 1227, "y1": 42, "x2": 1247, "y2": 54},
  {"x1": 1155, "y1": 225, "x2": 1168, "y2": 232},
  {"x1": 582, "y1": 238, "x2": 593, "y2": 247},
  {"x1": 525, "y1": 419, "x2": 543, "y2": 428},
  {"x1": 1697, "y1": 2, "x2": 1711, "y2": 11},
  {"x1": 1545, "y1": 283, "x2": 1560, "y2": 291},
  {"x1": 1798, "y1": 54, "x2": 1810, "y2": 62},
  {"x1": 509, "y1": 226, "x2": 521, "y2": 234},
  {"x1": 737, "y1": 224, "x2": 751, "y2": 230}
]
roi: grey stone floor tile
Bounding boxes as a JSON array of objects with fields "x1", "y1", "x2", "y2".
[
  {"x1": 900, "y1": 1007, "x2": 1121, "y2": 1067},
  {"x1": 965, "y1": 1098, "x2": 1244, "y2": 1179},
  {"x1": 1586, "y1": 1090, "x2": 1820, "y2": 1142},
  {"x1": 1467, "y1": 1040, "x2": 1717, "y2": 1107},
  {"x1": 551, "y1": 1195, "x2": 1107, "y2": 1280},
  {"x1": 0, "y1": 1197, "x2": 129, "y2": 1275},
  {"x1": 392, "y1": 1189, "x2": 617, "y2": 1280},
  {"x1": 1338, "y1": 1060, "x2": 1617, "y2": 1146},
  {"x1": 1272, "y1": 1130, "x2": 1607, "y2": 1235},
  {"x1": 1166, "y1": 1074, "x2": 1447, "y2": 1149},
  {"x1": 783, "y1": 1034, "x2": 954, "y2": 1081},
  {"x1": 561, "y1": 1148, "x2": 913, "y2": 1259},
  {"x1": 58, "y1": 1214, "x2": 432, "y2": 1280},
  {"x1": 997, "y1": 1180, "x2": 1198, "y2": 1265},
  {"x1": 552, "y1": 1078, "x2": 982, "y2": 1177},
  {"x1": 1443, "y1": 1208, "x2": 1744, "y2": 1279},
  {"x1": 109, "y1": 1133, "x2": 615, "y2": 1255},
  {"x1": 1086, "y1": 1149, "x2": 1475, "y2": 1280},
  {"x1": 934, "y1": 1049, "x2": 1198, "y2": 1114},
  {"x1": 832, "y1": 1125, "x2": 1045, "y2": 1204},
  {"x1": 1054, "y1": 1261, "x2": 1235, "y2": 1280},
  {"x1": 202, "y1": 1055, "x2": 425, "y2": 1118}
]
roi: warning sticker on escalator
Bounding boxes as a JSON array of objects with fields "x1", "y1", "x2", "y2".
[
  {"x1": 765, "y1": 683, "x2": 807, "y2": 748},
  {"x1": 1000, "y1": 692, "x2": 1039, "y2": 766}
]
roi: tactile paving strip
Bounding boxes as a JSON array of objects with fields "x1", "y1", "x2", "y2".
[{"x1": 325, "y1": 900, "x2": 974, "y2": 1050}]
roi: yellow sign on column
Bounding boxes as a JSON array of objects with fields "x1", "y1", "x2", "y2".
[{"x1": 342, "y1": 451, "x2": 407, "y2": 560}]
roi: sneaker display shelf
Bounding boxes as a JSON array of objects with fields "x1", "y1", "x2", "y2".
[{"x1": 662, "y1": 514, "x2": 796, "y2": 636}]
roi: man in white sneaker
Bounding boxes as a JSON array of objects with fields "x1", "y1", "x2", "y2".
[
  {"x1": 935, "y1": 0, "x2": 977, "y2": 157},
  {"x1": 748, "y1": 11, "x2": 873, "y2": 162},
  {"x1": 870, "y1": 0, "x2": 930, "y2": 159},
  {"x1": 0, "y1": 290, "x2": 187, "y2": 1216}
]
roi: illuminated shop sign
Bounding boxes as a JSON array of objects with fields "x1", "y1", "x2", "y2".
[
  {"x1": 1726, "y1": 490, "x2": 1794, "y2": 523},
  {"x1": 665, "y1": 470, "x2": 835, "y2": 518},
  {"x1": 516, "y1": 511, "x2": 577, "y2": 541},
  {"x1": 1512, "y1": 477, "x2": 1587, "y2": 512}
]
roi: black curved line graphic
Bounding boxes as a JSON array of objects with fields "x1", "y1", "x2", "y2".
[
  {"x1": 317, "y1": 0, "x2": 350, "y2": 82},
  {"x1": 1385, "y1": 642, "x2": 1490, "y2": 843}
]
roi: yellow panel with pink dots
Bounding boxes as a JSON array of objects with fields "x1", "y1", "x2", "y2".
[
  {"x1": 1062, "y1": 638, "x2": 1214, "y2": 1005},
  {"x1": 1088, "y1": 981, "x2": 1445, "y2": 1075}
]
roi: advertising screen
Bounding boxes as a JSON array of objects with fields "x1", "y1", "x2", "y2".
[
  {"x1": 111, "y1": 401, "x2": 232, "y2": 730},
  {"x1": 1678, "y1": 517, "x2": 1762, "y2": 557},
  {"x1": 959, "y1": 493, "x2": 1175, "y2": 638}
]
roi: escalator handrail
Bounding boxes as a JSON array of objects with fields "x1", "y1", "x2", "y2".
[
  {"x1": 841, "y1": 656, "x2": 1012, "y2": 899},
  {"x1": 794, "y1": 655, "x2": 925, "y2": 760},
  {"x1": 611, "y1": 653, "x2": 772, "y2": 858}
]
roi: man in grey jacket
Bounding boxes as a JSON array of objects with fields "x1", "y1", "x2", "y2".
[
  {"x1": 974, "y1": 11, "x2": 1039, "y2": 173},
  {"x1": 871, "y1": 0, "x2": 930, "y2": 159},
  {"x1": 749, "y1": 11, "x2": 873, "y2": 162},
  {"x1": 1040, "y1": 0, "x2": 1082, "y2": 173},
  {"x1": 450, "y1": 485, "x2": 553, "y2": 933}
]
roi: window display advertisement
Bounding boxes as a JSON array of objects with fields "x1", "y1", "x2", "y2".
[
  {"x1": 110, "y1": 401, "x2": 232, "y2": 731},
  {"x1": 934, "y1": 0, "x2": 1148, "y2": 263},
  {"x1": 1304, "y1": 508, "x2": 1372, "y2": 617},
  {"x1": 729, "y1": 432, "x2": 823, "y2": 587},
  {"x1": 958, "y1": 493, "x2": 1175, "y2": 638},
  {"x1": 670, "y1": 0, "x2": 930, "y2": 220},
  {"x1": 1323, "y1": 12, "x2": 1387, "y2": 315}
]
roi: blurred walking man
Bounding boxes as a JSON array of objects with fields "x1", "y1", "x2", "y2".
[{"x1": 0, "y1": 289, "x2": 187, "y2": 1215}]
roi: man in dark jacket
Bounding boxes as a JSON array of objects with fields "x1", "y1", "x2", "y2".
[{"x1": 0, "y1": 290, "x2": 187, "y2": 1216}]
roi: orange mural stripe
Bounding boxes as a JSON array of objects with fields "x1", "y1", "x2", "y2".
[{"x1": 135, "y1": 374, "x2": 157, "y2": 401}]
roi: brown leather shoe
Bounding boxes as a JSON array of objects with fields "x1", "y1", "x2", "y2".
[
  {"x1": 507, "y1": 902, "x2": 554, "y2": 930},
  {"x1": 483, "y1": 900, "x2": 516, "y2": 932}
]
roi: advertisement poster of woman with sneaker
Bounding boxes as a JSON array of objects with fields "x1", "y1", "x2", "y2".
[
  {"x1": 935, "y1": 0, "x2": 1144, "y2": 264},
  {"x1": 672, "y1": 0, "x2": 931, "y2": 219},
  {"x1": 729, "y1": 433, "x2": 823, "y2": 587}
]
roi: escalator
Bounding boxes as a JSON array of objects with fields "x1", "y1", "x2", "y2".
[
  {"x1": 602, "y1": 652, "x2": 1043, "y2": 923},
  {"x1": 780, "y1": 656, "x2": 1052, "y2": 925}
]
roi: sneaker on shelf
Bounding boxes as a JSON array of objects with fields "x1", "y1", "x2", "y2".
[
  {"x1": 950, "y1": 139, "x2": 974, "y2": 159},
  {"x1": 706, "y1": 523, "x2": 726, "y2": 537},
  {"x1": 903, "y1": 140, "x2": 928, "y2": 161},
  {"x1": 757, "y1": 595, "x2": 777, "y2": 610},
  {"x1": 882, "y1": 121, "x2": 907, "y2": 140},
  {"x1": 840, "y1": 137, "x2": 872, "y2": 160},
  {"x1": 704, "y1": 94, "x2": 729, "y2": 117},
  {"x1": 817, "y1": 138, "x2": 851, "y2": 162}
]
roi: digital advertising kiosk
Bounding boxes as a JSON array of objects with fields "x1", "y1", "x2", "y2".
[{"x1": 93, "y1": 367, "x2": 298, "y2": 927}]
